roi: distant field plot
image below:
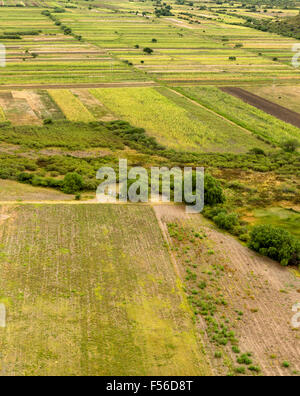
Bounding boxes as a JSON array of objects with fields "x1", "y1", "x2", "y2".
[
  {"x1": 0, "y1": 5, "x2": 298, "y2": 85},
  {"x1": 176, "y1": 86, "x2": 300, "y2": 146},
  {"x1": 48, "y1": 89, "x2": 95, "y2": 122},
  {"x1": 245, "y1": 207, "x2": 300, "y2": 238},
  {"x1": 0, "y1": 89, "x2": 65, "y2": 125},
  {"x1": 91, "y1": 86, "x2": 271, "y2": 153},
  {"x1": 54, "y1": 5, "x2": 300, "y2": 85},
  {"x1": 0, "y1": 204, "x2": 210, "y2": 376},
  {"x1": 0, "y1": 90, "x2": 40, "y2": 125},
  {"x1": 0, "y1": 8, "x2": 147, "y2": 85},
  {"x1": 246, "y1": 85, "x2": 300, "y2": 115},
  {"x1": 71, "y1": 89, "x2": 116, "y2": 122}
]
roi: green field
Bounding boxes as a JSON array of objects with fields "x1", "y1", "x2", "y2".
[
  {"x1": 0, "y1": 2, "x2": 299, "y2": 85},
  {"x1": 175, "y1": 86, "x2": 300, "y2": 146},
  {"x1": 0, "y1": 204, "x2": 211, "y2": 376},
  {"x1": 48, "y1": 89, "x2": 95, "y2": 122},
  {"x1": 247, "y1": 207, "x2": 300, "y2": 238},
  {"x1": 91, "y1": 86, "x2": 271, "y2": 153},
  {"x1": 0, "y1": 105, "x2": 5, "y2": 122}
]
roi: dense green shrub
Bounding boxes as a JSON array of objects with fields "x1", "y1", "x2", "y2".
[
  {"x1": 249, "y1": 225, "x2": 300, "y2": 266},
  {"x1": 62, "y1": 172, "x2": 84, "y2": 194},
  {"x1": 213, "y1": 212, "x2": 239, "y2": 232},
  {"x1": 282, "y1": 139, "x2": 300, "y2": 153},
  {"x1": 204, "y1": 174, "x2": 225, "y2": 206}
]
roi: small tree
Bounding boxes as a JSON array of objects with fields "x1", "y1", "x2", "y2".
[
  {"x1": 143, "y1": 47, "x2": 153, "y2": 55},
  {"x1": 282, "y1": 139, "x2": 299, "y2": 153},
  {"x1": 62, "y1": 172, "x2": 83, "y2": 194},
  {"x1": 204, "y1": 174, "x2": 225, "y2": 206}
]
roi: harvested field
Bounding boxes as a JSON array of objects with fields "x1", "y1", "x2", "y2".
[
  {"x1": 0, "y1": 180, "x2": 72, "y2": 202},
  {"x1": 154, "y1": 204, "x2": 300, "y2": 376},
  {"x1": 246, "y1": 85, "x2": 300, "y2": 115},
  {"x1": 222, "y1": 87, "x2": 300, "y2": 130},
  {"x1": 12, "y1": 90, "x2": 65, "y2": 122},
  {"x1": 71, "y1": 89, "x2": 116, "y2": 122},
  {"x1": 0, "y1": 91, "x2": 40, "y2": 125}
]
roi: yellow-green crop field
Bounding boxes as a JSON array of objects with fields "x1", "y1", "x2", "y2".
[
  {"x1": 48, "y1": 89, "x2": 95, "y2": 122},
  {"x1": 0, "y1": 105, "x2": 6, "y2": 122},
  {"x1": 0, "y1": 2, "x2": 299, "y2": 86},
  {"x1": 0, "y1": 204, "x2": 211, "y2": 376},
  {"x1": 90, "y1": 86, "x2": 271, "y2": 153}
]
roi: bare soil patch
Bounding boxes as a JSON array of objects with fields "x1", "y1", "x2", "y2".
[
  {"x1": 0, "y1": 91, "x2": 40, "y2": 125},
  {"x1": 71, "y1": 89, "x2": 117, "y2": 122},
  {"x1": 221, "y1": 87, "x2": 300, "y2": 129},
  {"x1": 154, "y1": 204, "x2": 300, "y2": 376}
]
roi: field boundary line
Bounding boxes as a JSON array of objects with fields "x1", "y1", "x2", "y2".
[
  {"x1": 0, "y1": 82, "x2": 159, "y2": 90},
  {"x1": 152, "y1": 204, "x2": 182, "y2": 279},
  {"x1": 152, "y1": 204, "x2": 214, "y2": 376}
]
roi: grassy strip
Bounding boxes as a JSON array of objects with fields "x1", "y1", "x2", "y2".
[
  {"x1": 48, "y1": 89, "x2": 95, "y2": 122},
  {"x1": 0, "y1": 105, "x2": 6, "y2": 122}
]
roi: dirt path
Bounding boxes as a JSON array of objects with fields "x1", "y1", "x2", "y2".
[
  {"x1": 222, "y1": 87, "x2": 300, "y2": 129},
  {"x1": 0, "y1": 82, "x2": 158, "y2": 90},
  {"x1": 153, "y1": 204, "x2": 300, "y2": 376}
]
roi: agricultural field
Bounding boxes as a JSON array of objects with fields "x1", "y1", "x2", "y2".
[
  {"x1": 246, "y1": 85, "x2": 300, "y2": 114},
  {"x1": 0, "y1": 2, "x2": 299, "y2": 86},
  {"x1": 243, "y1": 207, "x2": 300, "y2": 238},
  {"x1": 0, "y1": 204, "x2": 210, "y2": 376},
  {"x1": 90, "y1": 86, "x2": 272, "y2": 153},
  {"x1": 0, "y1": 7, "x2": 146, "y2": 85},
  {"x1": 175, "y1": 85, "x2": 300, "y2": 146},
  {"x1": 48, "y1": 89, "x2": 95, "y2": 122},
  {"x1": 0, "y1": 0, "x2": 299, "y2": 378}
]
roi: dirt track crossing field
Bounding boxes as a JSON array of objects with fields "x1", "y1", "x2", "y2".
[{"x1": 221, "y1": 87, "x2": 300, "y2": 129}]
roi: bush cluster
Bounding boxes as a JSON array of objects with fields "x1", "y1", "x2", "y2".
[{"x1": 249, "y1": 225, "x2": 300, "y2": 266}]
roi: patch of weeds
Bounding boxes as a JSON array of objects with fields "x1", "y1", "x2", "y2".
[
  {"x1": 237, "y1": 354, "x2": 253, "y2": 365},
  {"x1": 235, "y1": 366, "x2": 246, "y2": 374}
]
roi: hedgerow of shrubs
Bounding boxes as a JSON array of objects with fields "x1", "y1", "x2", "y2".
[{"x1": 249, "y1": 225, "x2": 300, "y2": 267}]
